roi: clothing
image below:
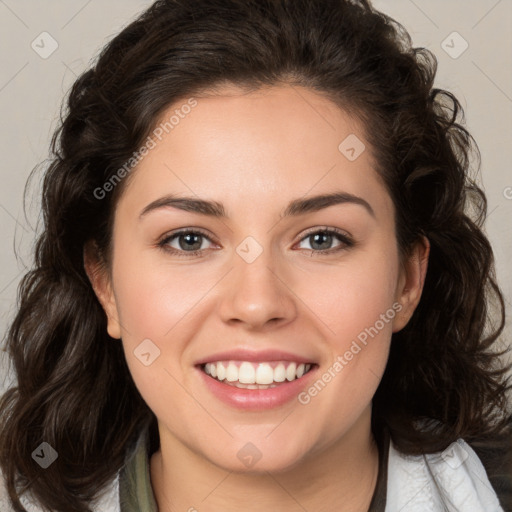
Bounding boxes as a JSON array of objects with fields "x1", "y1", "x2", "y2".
[
  {"x1": 117, "y1": 424, "x2": 504, "y2": 512},
  {"x1": 1, "y1": 425, "x2": 506, "y2": 512},
  {"x1": 116, "y1": 425, "x2": 389, "y2": 512},
  {"x1": 387, "y1": 439, "x2": 505, "y2": 511}
]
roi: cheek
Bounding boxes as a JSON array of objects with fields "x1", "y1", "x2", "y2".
[
  {"x1": 111, "y1": 246, "x2": 211, "y2": 343},
  {"x1": 110, "y1": 256, "x2": 205, "y2": 417},
  {"x1": 298, "y1": 247, "x2": 399, "y2": 347},
  {"x1": 294, "y1": 243, "x2": 399, "y2": 413},
  {"x1": 107, "y1": 240, "x2": 197, "y2": 370}
]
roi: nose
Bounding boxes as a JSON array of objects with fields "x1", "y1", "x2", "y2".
[{"x1": 217, "y1": 244, "x2": 297, "y2": 331}]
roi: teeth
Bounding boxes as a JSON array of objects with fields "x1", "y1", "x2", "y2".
[
  {"x1": 273, "y1": 363, "x2": 286, "y2": 382},
  {"x1": 225, "y1": 362, "x2": 238, "y2": 382},
  {"x1": 216, "y1": 362, "x2": 226, "y2": 381},
  {"x1": 286, "y1": 362, "x2": 297, "y2": 381},
  {"x1": 203, "y1": 361, "x2": 312, "y2": 385},
  {"x1": 255, "y1": 363, "x2": 274, "y2": 384},
  {"x1": 239, "y1": 362, "x2": 256, "y2": 384},
  {"x1": 224, "y1": 381, "x2": 278, "y2": 389}
]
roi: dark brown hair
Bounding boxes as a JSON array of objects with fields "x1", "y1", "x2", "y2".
[{"x1": 1, "y1": 0, "x2": 511, "y2": 510}]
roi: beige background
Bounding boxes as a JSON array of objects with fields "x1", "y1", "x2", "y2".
[{"x1": 0, "y1": 0, "x2": 511, "y2": 393}]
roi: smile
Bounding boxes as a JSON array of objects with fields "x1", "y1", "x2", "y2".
[
  {"x1": 197, "y1": 358, "x2": 318, "y2": 410},
  {"x1": 202, "y1": 360, "x2": 313, "y2": 388}
]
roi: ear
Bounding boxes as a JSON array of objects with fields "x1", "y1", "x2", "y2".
[
  {"x1": 392, "y1": 235, "x2": 430, "y2": 333},
  {"x1": 83, "y1": 241, "x2": 122, "y2": 339}
]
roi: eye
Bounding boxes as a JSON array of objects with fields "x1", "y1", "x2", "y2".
[
  {"x1": 157, "y1": 227, "x2": 354, "y2": 258},
  {"x1": 295, "y1": 228, "x2": 354, "y2": 255},
  {"x1": 158, "y1": 229, "x2": 217, "y2": 257}
]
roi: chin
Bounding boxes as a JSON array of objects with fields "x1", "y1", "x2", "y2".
[{"x1": 202, "y1": 436, "x2": 312, "y2": 474}]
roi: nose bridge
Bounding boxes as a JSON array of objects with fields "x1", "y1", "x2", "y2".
[{"x1": 217, "y1": 234, "x2": 297, "y2": 328}]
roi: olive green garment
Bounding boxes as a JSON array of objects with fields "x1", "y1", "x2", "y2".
[
  {"x1": 118, "y1": 425, "x2": 389, "y2": 512},
  {"x1": 119, "y1": 427, "x2": 158, "y2": 512}
]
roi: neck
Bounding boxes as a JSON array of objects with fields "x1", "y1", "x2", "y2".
[{"x1": 150, "y1": 408, "x2": 380, "y2": 512}]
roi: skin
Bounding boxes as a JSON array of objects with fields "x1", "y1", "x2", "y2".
[{"x1": 85, "y1": 84, "x2": 429, "y2": 512}]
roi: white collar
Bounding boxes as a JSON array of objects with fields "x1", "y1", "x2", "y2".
[
  {"x1": 386, "y1": 437, "x2": 504, "y2": 511},
  {"x1": 6, "y1": 437, "x2": 503, "y2": 512}
]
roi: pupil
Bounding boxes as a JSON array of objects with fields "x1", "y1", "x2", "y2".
[
  {"x1": 312, "y1": 232, "x2": 331, "y2": 250},
  {"x1": 180, "y1": 233, "x2": 201, "y2": 251}
]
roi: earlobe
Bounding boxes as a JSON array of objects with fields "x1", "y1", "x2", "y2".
[
  {"x1": 83, "y1": 241, "x2": 122, "y2": 339},
  {"x1": 392, "y1": 236, "x2": 430, "y2": 333}
]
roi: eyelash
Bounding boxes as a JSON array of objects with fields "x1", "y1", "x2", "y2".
[{"x1": 157, "y1": 227, "x2": 355, "y2": 258}]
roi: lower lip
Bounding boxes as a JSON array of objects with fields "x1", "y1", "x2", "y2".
[{"x1": 196, "y1": 365, "x2": 317, "y2": 410}]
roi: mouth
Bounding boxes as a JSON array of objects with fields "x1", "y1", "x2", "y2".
[
  {"x1": 194, "y1": 348, "x2": 319, "y2": 410},
  {"x1": 200, "y1": 360, "x2": 315, "y2": 389}
]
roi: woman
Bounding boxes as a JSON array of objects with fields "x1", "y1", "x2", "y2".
[{"x1": 1, "y1": 0, "x2": 511, "y2": 511}]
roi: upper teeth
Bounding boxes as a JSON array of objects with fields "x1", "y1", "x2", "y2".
[{"x1": 204, "y1": 361, "x2": 312, "y2": 385}]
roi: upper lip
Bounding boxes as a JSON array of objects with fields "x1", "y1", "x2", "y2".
[{"x1": 195, "y1": 348, "x2": 315, "y2": 366}]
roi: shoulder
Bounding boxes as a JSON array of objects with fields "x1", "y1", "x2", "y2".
[
  {"x1": 0, "y1": 467, "x2": 120, "y2": 512},
  {"x1": 0, "y1": 474, "x2": 14, "y2": 512},
  {"x1": 385, "y1": 437, "x2": 505, "y2": 512},
  {"x1": 0, "y1": 469, "x2": 42, "y2": 512}
]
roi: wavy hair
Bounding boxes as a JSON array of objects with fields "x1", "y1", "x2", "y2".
[{"x1": 1, "y1": 0, "x2": 510, "y2": 510}]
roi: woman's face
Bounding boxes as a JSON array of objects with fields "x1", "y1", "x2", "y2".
[{"x1": 90, "y1": 84, "x2": 427, "y2": 472}]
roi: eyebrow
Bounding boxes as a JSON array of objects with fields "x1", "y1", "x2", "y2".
[{"x1": 139, "y1": 191, "x2": 375, "y2": 220}]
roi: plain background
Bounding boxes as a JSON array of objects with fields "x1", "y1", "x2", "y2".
[{"x1": 0, "y1": 0, "x2": 511, "y2": 394}]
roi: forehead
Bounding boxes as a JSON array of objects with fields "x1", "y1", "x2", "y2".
[{"x1": 117, "y1": 84, "x2": 393, "y2": 224}]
